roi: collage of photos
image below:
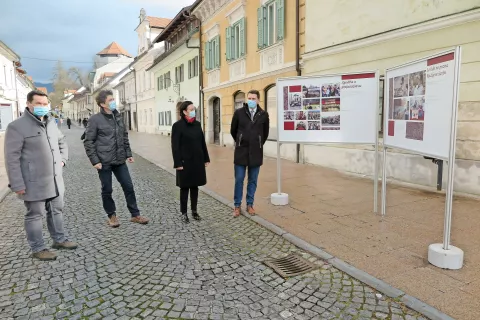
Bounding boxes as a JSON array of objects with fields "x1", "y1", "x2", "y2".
[
  {"x1": 283, "y1": 83, "x2": 341, "y2": 131},
  {"x1": 388, "y1": 70, "x2": 426, "y2": 140}
]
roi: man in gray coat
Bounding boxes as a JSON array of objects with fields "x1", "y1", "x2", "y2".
[{"x1": 4, "y1": 90, "x2": 78, "y2": 261}]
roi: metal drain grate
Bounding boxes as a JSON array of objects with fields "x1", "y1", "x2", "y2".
[{"x1": 263, "y1": 253, "x2": 318, "y2": 278}]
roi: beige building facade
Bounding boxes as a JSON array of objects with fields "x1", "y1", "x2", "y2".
[{"x1": 300, "y1": 1, "x2": 480, "y2": 195}]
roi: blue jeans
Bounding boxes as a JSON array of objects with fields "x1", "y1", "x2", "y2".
[
  {"x1": 98, "y1": 163, "x2": 140, "y2": 218},
  {"x1": 234, "y1": 165, "x2": 260, "y2": 208}
]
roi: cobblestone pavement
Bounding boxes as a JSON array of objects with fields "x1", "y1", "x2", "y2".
[{"x1": 0, "y1": 127, "x2": 426, "y2": 320}]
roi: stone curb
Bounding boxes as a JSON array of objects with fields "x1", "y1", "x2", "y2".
[
  {"x1": 0, "y1": 185, "x2": 10, "y2": 203},
  {"x1": 136, "y1": 150, "x2": 454, "y2": 320}
]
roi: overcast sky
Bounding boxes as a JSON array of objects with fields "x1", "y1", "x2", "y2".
[{"x1": 0, "y1": 0, "x2": 193, "y2": 83}]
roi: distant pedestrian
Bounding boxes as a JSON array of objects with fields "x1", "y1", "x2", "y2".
[
  {"x1": 83, "y1": 89, "x2": 149, "y2": 227},
  {"x1": 66, "y1": 117, "x2": 71, "y2": 129},
  {"x1": 171, "y1": 101, "x2": 210, "y2": 223},
  {"x1": 4, "y1": 90, "x2": 78, "y2": 261},
  {"x1": 82, "y1": 118, "x2": 88, "y2": 128},
  {"x1": 78, "y1": 118, "x2": 81, "y2": 126},
  {"x1": 230, "y1": 89, "x2": 270, "y2": 217}
]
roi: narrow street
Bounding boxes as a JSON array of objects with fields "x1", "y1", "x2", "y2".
[{"x1": 0, "y1": 127, "x2": 425, "y2": 320}]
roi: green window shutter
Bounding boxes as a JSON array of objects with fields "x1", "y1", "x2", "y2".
[
  {"x1": 276, "y1": 0, "x2": 285, "y2": 41},
  {"x1": 226, "y1": 27, "x2": 232, "y2": 61},
  {"x1": 205, "y1": 41, "x2": 211, "y2": 70},
  {"x1": 215, "y1": 36, "x2": 220, "y2": 68},
  {"x1": 257, "y1": 7, "x2": 264, "y2": 49},
  {"x1": 239, "y1": 18, "x2": 246, "y2": 57}
]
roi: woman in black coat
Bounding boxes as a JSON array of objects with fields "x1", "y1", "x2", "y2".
[{"x1": 171, "y1": 101, "x2": 210, "y2": 223}]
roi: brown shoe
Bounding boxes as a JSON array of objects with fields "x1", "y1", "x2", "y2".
[
  {"x1": 107, "y1": 215, "x2": 120, "y2": 228},
  {"x1": 130, "y1": 216, "x2": 149, "y2": 225},
  {"x1": 52, "y1": 241, "x2": 78, "y2": 250},
  {"x1": 233, "y1": 207, "x2": 241, "y2": 218},
  {"x1": 32, "y1": 250, "x2": 57, "y2": 261},
  {"x1": 247, "y1": 205, "x2": 256, "y2": 216}
]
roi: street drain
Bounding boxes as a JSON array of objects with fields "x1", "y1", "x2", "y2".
[{"x1": 263, "y1": 253, "x2": 318, "y2": 278}]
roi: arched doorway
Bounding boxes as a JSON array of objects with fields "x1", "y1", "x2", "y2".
[
  {"x1": 213, "y1": 97, "x2": 221, "y2": 145},
  {"x1": 265, "y1": 84, "x2": 277, "y2": 139},
  {"x1": 233, "y1": 91, "x2": 245, "y2": 111}
]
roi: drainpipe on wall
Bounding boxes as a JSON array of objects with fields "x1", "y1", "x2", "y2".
[
  {"x1": 185, "y1": 10, "x2": 204, "y2": 134},
  {"x1": 132, "y1": 68, "x2": 139, "y2": 132},
  {"x1": 295, "y1": 0, "x2": 302, "y2": 164},
  {"x1": 13, "y1": 62, "x2": 20, "y2": 118}
]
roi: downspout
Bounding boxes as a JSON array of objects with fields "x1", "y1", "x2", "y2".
[
  {"x1": 185, "y1": 11, "x2": 204, "y2": 134},
  {"x1": 133, "y1": 68, "x2": 139, "y2": 132},
  {"x1": 13, "y1": 62, "x2": 20, "y2": 118},
  {"x1": 295, "y1": 0, "x2": 301, "y2": 163}
]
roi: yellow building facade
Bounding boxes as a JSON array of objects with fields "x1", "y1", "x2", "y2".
[{"x1": 191, "y1": 0, "x2": 304, "y2": 148}]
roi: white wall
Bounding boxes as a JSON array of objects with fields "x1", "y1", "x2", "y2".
[{"x1": 151, "y1": 41, "x2": 201, "y2": 134}]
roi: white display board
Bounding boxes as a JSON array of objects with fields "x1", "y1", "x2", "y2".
[
  {"x1": 276, "y1": 72, "x2": 378, "y2": 144},
  {"x1": 384, "y1": 49, "x2": 457, "y2": 160}
]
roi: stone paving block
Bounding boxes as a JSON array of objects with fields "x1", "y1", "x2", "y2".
[{"x1": 0, "y1": 128, "x2": 424, "y2": 320}]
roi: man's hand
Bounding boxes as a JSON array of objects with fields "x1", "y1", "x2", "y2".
[
  {"x1": 94, "y1": 163, "x2": 102, "y2": 170},
  {"x1": 176, "y1": 167, "x2": 184, "y2": 170},
  {"x1": 16, "y1": 190, "x2": 25, "y2": 195},
  {"x1": 205, "y1": 162, "x2": 210, "y2": 167},
  {"x1": 127, "y1": 157, "x2": 135, "y2": 163}
]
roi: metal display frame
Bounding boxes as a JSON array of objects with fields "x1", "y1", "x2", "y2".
[
  {"x1": 381, "y1": 47, "x2": 462, "y2": 253},
  {"x1": 274, "y1": 71, "x2": 381, "y2": 213}
]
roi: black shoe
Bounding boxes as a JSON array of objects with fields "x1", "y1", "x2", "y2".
[
  {"x1": 192, "y1": 212, "x2": 201, "y2": 220},
  {"x1": 181, "y1": 213, "x2": 190, "y2": 223}
]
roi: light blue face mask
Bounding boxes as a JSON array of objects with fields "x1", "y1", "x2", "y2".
[
  {"x1": 33, "y1": 106, "x2": 50, "y2": 117},
  {"x1": 109, "y1": 101, "x2": 117, "y2": 111},
  {"x1": 188, "y1": 110, "x2": 196, "y2": 118},
  {"x1": 247, "y1": 100, "x2": 257, "y2": 109}
]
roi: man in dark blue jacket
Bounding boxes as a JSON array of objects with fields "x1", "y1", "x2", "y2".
[{"x1": 230, "y1": 90, "x2": 270, "y2": 217}]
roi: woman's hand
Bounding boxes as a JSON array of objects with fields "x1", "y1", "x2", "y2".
[
  {"x1": 176, "y1": 167, "x2": 184, "y2": 170},
  {"x1": 205, "y1": 162, "x2": 210, "y2": 167}
]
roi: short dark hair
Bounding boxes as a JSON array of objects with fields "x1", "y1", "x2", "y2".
[
  {"x1": 27, "y1": 90, "x2": 48, "y2": 102},
  {"x1": 96, "y1": 90, "x2": 113, "y2": 107},
  {"x1": 247, "y1": 90, "x2": 260, "y2": 99},
  {"x1": 179, "y1": 101, "x2": 194, "y2": 118}
]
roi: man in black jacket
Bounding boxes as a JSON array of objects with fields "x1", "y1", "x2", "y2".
[
  {"x1": 83, "y1": 90, "x2": 149, "y2": 227},
  {"x1": 230, "y1": 89, "x2": 269, "y2": 217}
]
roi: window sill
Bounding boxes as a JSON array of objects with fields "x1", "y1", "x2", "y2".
[
  {"x1": 227, "y1": 56, "x2": 246, "y2": 65},
  {"x1": 206, "y1": 68, "x2": 220, "y2": 73},
  {"x1": 257, "y1": 41, "x2": 284, "y2": 53}
]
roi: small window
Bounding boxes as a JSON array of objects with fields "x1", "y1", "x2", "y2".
[{"x1": 267, "y1": 2, "x2": 276, "y2": 46}]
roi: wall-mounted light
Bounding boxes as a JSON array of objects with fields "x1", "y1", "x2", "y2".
[{"x1": 168, "y1": 96, "x2": 173, "y2": 103}]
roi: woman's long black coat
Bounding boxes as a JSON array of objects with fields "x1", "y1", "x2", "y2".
[{"x1": 171, "y1": 118, "x2": 210, "y2": 188}]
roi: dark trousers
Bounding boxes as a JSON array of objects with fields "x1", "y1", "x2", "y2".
[
  {"x1": 180, "y1": 187, "x2": 198, "y2": 214},
  {"x1": 67, "y1": 124, "x2": 71, "y2": 129},
  {"x1": 98, "y1": 163, "x2": 140, "y2": 218}
]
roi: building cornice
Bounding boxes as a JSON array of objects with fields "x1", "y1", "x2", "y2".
[
  {"x1": 192, "y1": 0, "x2": 233, "y2": 24},
  {"x1": 203, "y1": 62, "x2": 296, "y2": 92},
  {"x1": 302, "y1": 8, "x2": 480, "y2": 62}
]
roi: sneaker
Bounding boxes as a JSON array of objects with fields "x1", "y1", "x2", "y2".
[
  {"x1": 32, "y1": 249, "x2": 57, "y2": 261},
  {"x1": 233, "y1": 207, "x2": 241, "y2": 218},
  {"x1": 130, "y1": 216, "x2": 149, "y2": 225},
  {"x1": 247, "y1": 205, "x2": 256, "y2": 216},
  {"x1": 52, "y1": 241, "x2": 78, "y2": 250},
  {"x1": 107, "y1": 215, "x2": 120, "y2": 228},
  {"x1": 181, "y1": 213, "x2": 190, "y2": 223},
  {"x1": 192, "y1": 212, "x2": 201, "y2": 221}
]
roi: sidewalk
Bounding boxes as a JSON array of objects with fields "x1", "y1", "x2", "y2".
[
  {"x1": 129, "y1": 131, "x2": 480, "y2": 320},
  {"x1": 0, "y1": 132, "x2": 8, "y2": 201}
]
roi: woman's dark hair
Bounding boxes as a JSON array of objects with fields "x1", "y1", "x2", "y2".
[{"x1": 179, "y1": 101, "x2": 194, "y2": 118}]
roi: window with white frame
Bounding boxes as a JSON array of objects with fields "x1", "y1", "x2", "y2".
[
  {"x1": 188, "y1": 56, "x2": 199, "y2": 79},
  {"x1": 258, "y1": 0, "x2": 284, "y2": 49},
  {"x1": 164, "y1": 71, "x2": 171, "y2": 88},
  {"x1": 205, "y1": 36, "x2": 220, "y2": 71},
  {"x1": 226, "y1": 18, "x2": 246, "y2": 61},
  {"x1": 175, "y1": 64, "x2": 184, "y2": 83}
]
